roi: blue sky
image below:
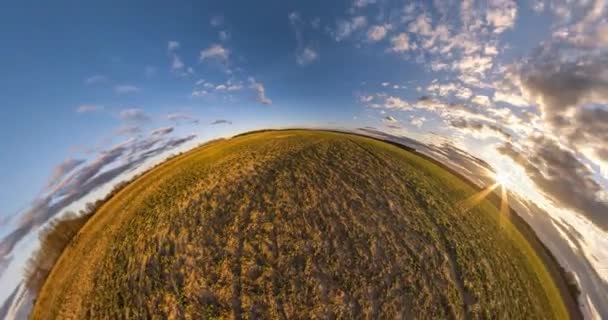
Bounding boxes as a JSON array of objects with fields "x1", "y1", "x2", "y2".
[{"x1": 1, "y1": 0, "x2": 608, "y2": 318}]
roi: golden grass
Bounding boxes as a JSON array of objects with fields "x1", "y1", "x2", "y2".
[{"x1": 32, "y1": 130, "x2": 569, "y2": 319}]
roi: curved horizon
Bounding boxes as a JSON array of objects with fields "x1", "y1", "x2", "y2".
[{"x1": 1, "y1": 1, "x2": 607, "y2": 319}]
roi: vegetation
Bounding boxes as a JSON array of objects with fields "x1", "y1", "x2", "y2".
[{"x1": 32, "y1": 130, "x2": 572, "y2": 319}]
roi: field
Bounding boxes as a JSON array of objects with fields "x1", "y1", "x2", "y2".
[{"x1": 32, "y1": 130, "x2": 572, "y2": 319}]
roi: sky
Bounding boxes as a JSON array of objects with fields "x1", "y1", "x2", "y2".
[{"x1": 0, "y1": 0, "x2": 607, "y2": 318}]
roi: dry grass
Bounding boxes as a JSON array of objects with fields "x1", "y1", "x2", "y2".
[{"x1": 32, "y1": 130, "x2": 569, "y2": 319}]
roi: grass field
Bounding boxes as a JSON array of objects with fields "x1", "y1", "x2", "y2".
[{"x1": 32, "y1": 130, "x2": 572, "y2": 319}]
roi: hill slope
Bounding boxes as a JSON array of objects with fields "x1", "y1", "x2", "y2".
[{"x1": 32, "y1": 130, "x2": 569, "y2": 319}]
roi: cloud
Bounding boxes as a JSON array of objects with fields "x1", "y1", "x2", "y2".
[
  {"x1": 84, "y1": 75, "x2": 107, "y2": 85},
  {"x1": 46, "y1": 158, "x2": 85, "y2": 191},
  {"x1": 116, "y1": 125, "x2": 141, "y2": 136},
  {"x1": 493, "y1": 91, "x2": 529, "y2": 107},
  {"x1": 289, "y1": 12, "x2": 320, "y2": 66},
  {"x1": 354, "y1": 0, "x2": 376, "y2": 8},
  {"x1": 119, "y1": 108, "x2": 149, "y2": 121},
  {"x1": 519, "y1": 50, "x2": 608, "y2": 126},
  {"x1": 249, "y1": 78, "x2": 272, "y2": 105},
  {"x1": 455, "y1": 55, "x2": 493, "y2": 74},
  {"x1": 200, "y1": 44, "x2": 230, "y2": 62},
  {"x1": 210, "y1": 15, "x2": 224, "y2": 27},
  {"x1": 151, "y1": 126, "x2": 174, "y2": 136},
  {"x1": 471, "y1": 95, "x2": 491, "y2": 107},
  {"x1": 210, "y1": 119, "x2": 232, "y2": 125},
  {"x1": 382, "y1": 115, "x2": 398, "y2": 123},
  {"x1": 383, "y1": 96, "x2": 411, "y2": 110},
  {"x1": 410, "y1": 116, "x2": 426, "y2": 128},
  {"x1": 498, "y1": 137, "x2": 608, "y2": 230},
  {"x1": 427, "y1": 82, "x2": 457, "y2": 97},
  {"x1": 219, "y1": 30, "x2": 230, "y2": 41},
  {"x1": 296, "y1": 47, "x2": 319, "y2": 65},
  {"x1": 0, "y1": 132, "x2": 198, "y2": 268},
  {"x1": 191, "y1": 89, "x2": 208, "y2": 97},
  {"x1": 171, "y1": 55, "x2": 184, "y2": 71},
  {"x1": 359, "y1": 95, "x2": 374, "y2": 103},
  {"x1": 455, "y1": 87, "x2": 473, "y2": 99},
  {"x1": 332, "y1": 16, "x2": 367, "y2": 41},
  {"x1": 166, "y1": 112, "x2": 199, "y2": 124},
  {"x1": 390, "y1": 33, "x2": 411, "y2": 52},
  {"x1": 449, "y1": 117, "x2": 511, "y2": 140},
  {"x1": 75, "y1": 105, "x2": 103, "y2": 113},
  {"x1": 114, "y1": 85, "x2": 140, "y2": 94},
  {"x1": 215, "y1": 82, "x2": 242, "y2": 91},
  {"x1": 486, "y1": 0, "x2": 518, "y2": 33},
  {"x1": 516, "y1": 44, "x2": 608, "y2": 173},
  {"x1": 168, "y1": 41, "x2": 190, "y2": 74},
  {"x1": 167, "y1": 41, "x2": 180, "y2": 52},
  {"x1": 367, "y1": 25, "x2": 389, "y2": 42}
]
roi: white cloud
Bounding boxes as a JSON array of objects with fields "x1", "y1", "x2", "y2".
[
  {"x1": 84, "y1": 75, "x2": 107, "y2": 85},
  {"x1": 200, "y1": 44, "x2": 230, "y2": 62},
  {"x1": 360, "y1": 96, "x2": 373, "y2": 103},
  {"x1": 191, "y1": 90, "x2": 208, "y2": 97},
  {"x1": 455, "y1": 87, "x2": 473, "y2": 99},
  {"x1": 384, "y1": 96, "x2": 411, "y2": 110},
  {"x1": 119, "y1": 108, "x2": 149, "y2": 121},
  {"x1": 296, "y1": 47, "x2": 319, "y2": 65},
  {"x1": 114, "y1": 85, "x2": 140, "y2": 94},
  {"x1": 455, "y1": 55, "x2": 493, "y2": 74},
  {"x1": 367, "y1": 25, "x2": 390, "y2": 42},
  {"x1": 171, "y1": 55, "x2": 184, "y2": 71},
  {"x1": 249, "y1": 78, "x2": 272, "y2": 105},
  {"x1": 289, "y1": 12, "x2": 320, "y2": 66},
  {"x1": 210, "y1": 15, "x2": 224, "y2": 27},
  {"x1": 427, "y1": 82, "x2": 458, "y2": 97},
  {"x1": 484, "y1": 45, "x2": 499, "y2": 55},
  {"x1": 354, "y1": 0, "x2": 376, "y2": 8},
  {"x1": 168, "y1": 41, "x2": 180, "y2": 52},
  {"x1": 76, "y1": 105, "x2": 103, "y2": 113},
  {"x1": 333, "y1": 16, "x2": 367, "y2": 41},
  {"x1": 390, "y1": 33, "x2": 411, "y2": 52},
  {"x1": 219, "y1": 30, "x2": 230, "y2": 41},
  {"x1": 472, "y1": 95, "x2": 491, "y2": 107},
  {"x1": 410, "y1": 116, "x2": 426, "y2": 128},
  {"x1": 486, "y1": 0, "x2": 518, "y2": 33},
  {"x1": 493, "y1": 91, "x2": 529, "y2": 107},
  {"x1": 409, "y1": 13, "x2": 433, "y2": 36}
]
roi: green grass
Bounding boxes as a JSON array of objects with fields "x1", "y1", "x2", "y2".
[{"x1": 32, "y1": 130, "x2": 570, "y2": 319}]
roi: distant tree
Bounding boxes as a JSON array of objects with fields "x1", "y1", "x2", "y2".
[{"x1": 23, "y1": 210, "x2": 92, "y2": 292}]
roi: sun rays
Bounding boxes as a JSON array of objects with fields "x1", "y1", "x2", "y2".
[{"x1": 458, "y1": 169, "x2": 513, "y2": 229}]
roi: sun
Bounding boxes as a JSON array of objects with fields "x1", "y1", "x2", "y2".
[{"x1": 494, "y1": 170, "x2": 513, "y2": 189}]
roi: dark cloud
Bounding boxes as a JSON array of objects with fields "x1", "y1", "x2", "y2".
[
  {"x1": 0, "y1": 132, "x2": 197, "y2": 272},
  {"x1": 518, "y1": 44, "x2": 608, "y2": 165},
  {"x1": 166, "y1": 113, "x2": 199, "y2": 125},
  {"x1": 151, "y1": 126, "x2": 174, "y2": 136},
  {"x1": 383, "y1": 116, "x2": 398, "y2": 123},
  {"x1": 448, "y1": 117, "x2": 511, "y2": 140},
  {"x1": 46, "y1": 158, "x2": 85, "y2": 190},
  {"x1": 210, "y1": 119, "x2": 232, "y2": 125},
  {"x1": 498, "y1": 137, "x2": 608, "y2": 230},
  {"x1": 520, "y1": 49, "x2": 608, "y2": 124}
]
